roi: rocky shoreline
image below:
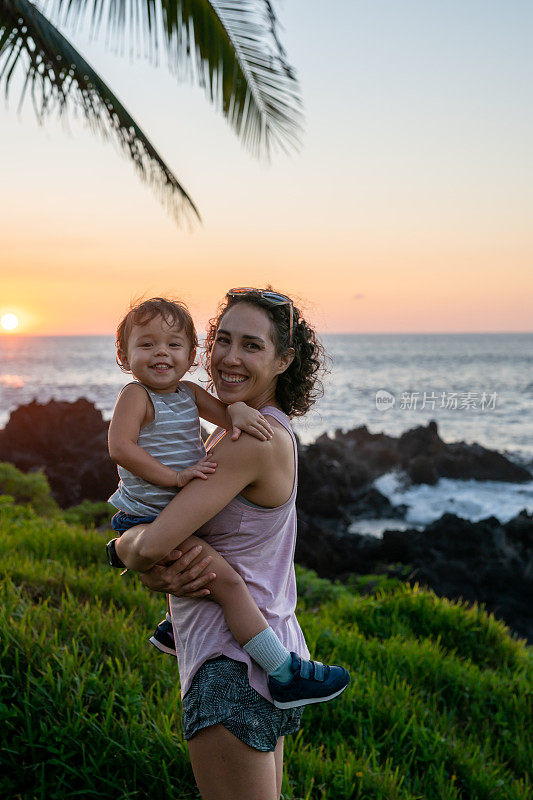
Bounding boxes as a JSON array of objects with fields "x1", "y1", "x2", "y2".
[{"x1": 1, "y1": 398, "x2": 531, "y2": 642}]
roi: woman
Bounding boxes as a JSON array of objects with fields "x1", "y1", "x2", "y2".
[{"x1": 115, "y1": 288, "x2": 337, "y2": 800}]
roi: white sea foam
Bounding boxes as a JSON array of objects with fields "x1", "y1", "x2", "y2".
[
  {"x1": 349, "y1": 473, "x2": 533, "y2": 538},
  {"x1": 375, "y1": 471, "x2": 533, "y2": 527},
  {"x1": 348, "y1": 517, "x2": 414, "y2": 537}
]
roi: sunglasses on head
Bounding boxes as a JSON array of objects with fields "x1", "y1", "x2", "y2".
[{"x1": 226, "y1": 288, "x2": 294, "y2": 346}]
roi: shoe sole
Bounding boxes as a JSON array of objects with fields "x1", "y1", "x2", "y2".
[
  {"x1": 272, "y1": 682, "x2": 349, "y2": 709},
  {"x1": 148, "y1": 635, "x2": 177, "y2": 656}
]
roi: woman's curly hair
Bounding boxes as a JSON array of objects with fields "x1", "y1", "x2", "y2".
[{"x1": 202, "y1": 290, "x2": 328, "y2": 417}]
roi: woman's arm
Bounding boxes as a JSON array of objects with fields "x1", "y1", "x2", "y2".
[{"x1": 115, "y1": 433, "x2": 270, "y2": 571}]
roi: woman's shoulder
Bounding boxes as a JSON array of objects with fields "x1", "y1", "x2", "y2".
[
  {"x1": 265, "y1": 417, "x2": 295, "y2": 467},
  {"x1": 263, "y1": 413, "x2": 293, "y2": 443},
  {"x1": 208, "y1": 417, "x2": 292, "y2": 471},
  {"x1": 261, "y1": 409, "x2": 294, "y2": 447}
]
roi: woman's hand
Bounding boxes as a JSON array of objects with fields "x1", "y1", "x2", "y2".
[{"x1": 139, "y1": 546, "x2": 216, "y2": 598}]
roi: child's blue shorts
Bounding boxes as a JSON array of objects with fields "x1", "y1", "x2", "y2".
[{"x1": 111, "y1": 510, "x2": 157, "y2": 534}]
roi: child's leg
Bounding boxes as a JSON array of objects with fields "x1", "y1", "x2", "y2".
[
  {"x1": 178, "y1": 535, "x2": 269, "y2": 645},
  {"x1": 177, "y1": 536, "x2": 351, "y2": 708}
]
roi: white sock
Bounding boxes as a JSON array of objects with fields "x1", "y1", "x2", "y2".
[{"x1": 243, "y1": 628, "x2": 291, "y2": 675}]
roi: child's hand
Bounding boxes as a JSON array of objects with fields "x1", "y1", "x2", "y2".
[
  {"x1": 176, "y1": 456, "x2": 217, "y2": 488},
  {"x1": 227, "y1": 402, "x2": 274, "y2": 442}
]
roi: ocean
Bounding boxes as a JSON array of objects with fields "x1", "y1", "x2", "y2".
[{"x1": 1, "y1": 333, "x2": 532, "y2": 533}]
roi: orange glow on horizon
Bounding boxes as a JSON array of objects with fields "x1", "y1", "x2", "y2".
[{"x1": 2, "y1": 234, "x2": 532, "y2": 335}]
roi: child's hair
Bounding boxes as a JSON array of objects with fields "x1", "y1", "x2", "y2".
[{"x1": 116, "y1": 297, "x2": 198, "y2": 372}]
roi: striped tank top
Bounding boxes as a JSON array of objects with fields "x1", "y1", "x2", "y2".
[{"x1": 108, "y1": 382, "x2": 206, "y2": 516}]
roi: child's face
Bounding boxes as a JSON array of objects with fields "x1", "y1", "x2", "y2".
[{"x1": 121, "y1": 315, "x2": 195, "y2": 392}]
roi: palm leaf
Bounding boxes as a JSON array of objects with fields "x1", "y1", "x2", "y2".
[
  {"x1": 46, "y1": 0, "x2": 303, "y2": 155},
  {"x1": 0, "y1": 0, "x2": 200, "y2": 223}
]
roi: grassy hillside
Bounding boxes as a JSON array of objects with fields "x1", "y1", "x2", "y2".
[{"x1": 0, "y1": 471, "x2": 531, "y2": 799}]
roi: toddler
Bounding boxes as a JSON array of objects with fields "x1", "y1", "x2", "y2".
[{"x1": 106, "y1": 297, "x2": 349, "y2": 708}]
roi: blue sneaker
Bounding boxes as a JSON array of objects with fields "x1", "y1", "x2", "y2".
[
  {"x1": 149, "y1": 618, "x2": 176, "y2": 656},
  {"x1": 268, "y1": 652, "x2": 350, "y2": 709}
]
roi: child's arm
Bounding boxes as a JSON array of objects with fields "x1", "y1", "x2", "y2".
[
  {"x1": 183, "y1": 381, "x2": 273, "y2": 441},
  {"x1": 108, "y1": 384, "x2": 216, "y2": 488}
]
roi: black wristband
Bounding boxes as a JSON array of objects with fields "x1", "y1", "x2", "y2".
[{"x1": 106, "y1": 538, "x2": 126, "y2": 569}]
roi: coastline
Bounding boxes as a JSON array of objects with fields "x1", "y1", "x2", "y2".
[
  {"x1": 1, "y1": 397, "x2": 532, "y2": 643},
  {"x1": 2, "y1": 332, "x2": 533, "y2": 456}
]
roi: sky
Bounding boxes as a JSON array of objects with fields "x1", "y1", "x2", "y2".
[{"x1": 1, "y1": 0, "x2": 532, "y2": 335}]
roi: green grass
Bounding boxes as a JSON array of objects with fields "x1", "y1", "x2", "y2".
[
  {"x1": 1, "y1": 489, "x2": 531, "y2": 799},
  {"x1": 0, "y1": 462, "x2": 58, "y2": 515},
  {"x1": 61, "y1": 500, "x2": 116, "y2": 529}
]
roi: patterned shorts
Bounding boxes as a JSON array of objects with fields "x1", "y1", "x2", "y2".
[{"x1": 182, "y1": 656, "x2": 304, "y2": 752}]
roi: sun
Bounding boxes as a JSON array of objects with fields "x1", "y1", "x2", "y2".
[{"x1": 1, "y1": 313, "x2": 19, "y2": 332}]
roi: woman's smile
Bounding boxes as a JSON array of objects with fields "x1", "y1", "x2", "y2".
[
  {"x1": 219, "y1": 371, "x2": 248, "y2": 384},
  {"x1": 211, "y1": 303, "x2": 283, "y2": 408}
]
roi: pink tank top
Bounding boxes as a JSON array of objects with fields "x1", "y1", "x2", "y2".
[{"x1": 169, "y1": 406, "x2": 310, "y2": 701}]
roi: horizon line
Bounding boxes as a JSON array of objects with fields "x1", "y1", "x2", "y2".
[{"x1": 2, "y1": 330, "x2": 533, "y2": 338}]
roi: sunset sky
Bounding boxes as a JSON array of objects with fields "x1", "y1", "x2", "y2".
[{"x1": 1, "y1": 0, "x2": 532, "y2": 335}]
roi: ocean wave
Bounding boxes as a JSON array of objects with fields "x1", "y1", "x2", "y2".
[{"x1": 375, "y1": 472, "x2": 533, "y2": 528}]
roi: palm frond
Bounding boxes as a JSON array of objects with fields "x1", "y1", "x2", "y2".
[
  {"x1": 0, "y1": 0, "x2": 200, "y2": 223},
  {"x1": 46, "y1": 0, "x2": 303, "y2": 156}
]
